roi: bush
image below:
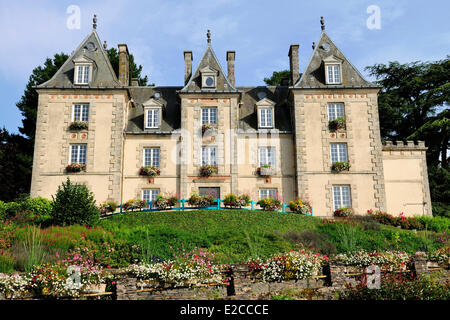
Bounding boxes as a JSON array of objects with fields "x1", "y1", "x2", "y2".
[
  {"x1": 50, "y1": 178, "x2": 100, "y2": 226},
  {"x1": 415, "y1": 216, "x2": 450, "y2": 233},
  {"x1": 0, "y1": 197, "x2": 52, "y2": 224}
]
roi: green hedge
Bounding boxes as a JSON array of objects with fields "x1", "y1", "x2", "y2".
[{"x1": 0, "y1": 197, "x2": 52, "y2": 223}]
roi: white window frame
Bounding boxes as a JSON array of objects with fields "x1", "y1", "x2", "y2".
[
  {"x1": 72, "y1": 104, "x2": 90, "y2": 122},
  {"x1": 69, "y1": 144, "x2": 87, "y2": 164},
  {"x1": 333, "y1": 185, "x2": 351, "y2": 210},
  {"x1": 74, "y1": 64, "x2": 92, "y2": 85},
  {"x1": 327, "y1": 103, "x2": 345, "y2": 121},
  {"x1": 143, "y1": 148, "x2": 160, "y2": 168},
  {"x1": 145, "y1": 107, "x2": 161, "y2": 129},
  {"x1": 259, "y1": 189, "x2": 277, "y2": 199},
  {"x1": 330, "y1": 143, "x2": 348, "y2": 163},
  {"x1": 142, "y1": 189, "x2": 160, "y2": 208},
  {"x1": 259, "y1": 147, "x2": 276, "y2": 167},
  {"x1": 201, "y1": 108, "x2": 218, "y2": 125},
  {"x1": 201, "y1": 146, "x2": 217, "y2": 166},
  {"x1": 326, "y1": 64, "x2": 342, "y2": 84},
  {"x1": 258, "y1": 107, "x2": 274, "y2": 128}
]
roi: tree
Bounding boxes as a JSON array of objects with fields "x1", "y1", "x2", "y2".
[
  {"x1": 106, "y1": 47, "x2": 150, "y2": 86},
  {"x1": 263, "y1": 70, "x2": 291, "y2": 86}
]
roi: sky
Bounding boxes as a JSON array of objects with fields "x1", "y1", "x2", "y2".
[{"x1": 1, "y1": 0, "x2": 449, "y2": 134}]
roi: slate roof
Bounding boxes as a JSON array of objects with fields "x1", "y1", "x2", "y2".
[
  {"x1": 38, "y1": 30, "x2": 121, "y2": 88},
  {"x1": 237, "y1": 86, "x2": 292, "y2": 132},
  {"x1": 180, "y1": 44, "x2": 238, "y2": 93},
  {"x1": 295, "y1": 31, "x2": 378, "y2": 88},
  {"x1": 126, "y1": 87, "x2": 182, "y2": 133}
]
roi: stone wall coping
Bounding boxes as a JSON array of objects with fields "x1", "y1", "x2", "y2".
[{"x1": 382, "y1": 140, "x2": 427, "y2": 150}]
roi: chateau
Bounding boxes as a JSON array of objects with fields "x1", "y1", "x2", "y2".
[{"x1": 30, "y1": 17, "x2": 432, "y2": 217}]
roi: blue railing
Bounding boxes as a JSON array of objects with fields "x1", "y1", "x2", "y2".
[{"x1": 110, "y1": 199, "x2": 313, "y2": 217}]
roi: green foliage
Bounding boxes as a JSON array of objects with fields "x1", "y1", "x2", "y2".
[
  {"x1": 50, "y1": 178, "x2": 99, "y2": 226},
  {"x1": 0, "y1": 251, "x2": 15, "y2": 274},
  {"x1": 428, "y1": 166, "x2": 450, "y2": 217},
  {"x1": 106, "y1": 47, "x2": 149, "y2": 86},
  {"x1": 263, "y1": 70, "x2": 291, "y2": 86},
  {"x1": 0, "y1": 197, "x2": 52, "y2": 225},
  {"x1": 414, "y1": 216, "x2": 450, "y2": 233}
]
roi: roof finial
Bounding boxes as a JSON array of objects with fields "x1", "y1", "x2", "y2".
[
  {"x1": 93, "y1": 14, "x2": 97, "y2": 29},
  {"x1": 320, "y1": 16, "x2": 325, "y2": 31},
  {"x1": 103, "y1": 41, "x2": 107, "y2": 50},
  {"x1": 312, "y1": 42, "x2": 316, "y2": 50},
  {"x1": 207, "y1": 29, "x2": 211, "y2": 44}
]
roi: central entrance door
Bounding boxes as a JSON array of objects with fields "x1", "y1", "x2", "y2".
[{"x1": 199, "y1": 187, "x2": 220, "y2": 199}]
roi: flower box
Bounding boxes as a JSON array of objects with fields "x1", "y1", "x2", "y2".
[
  {"x1": 201, "y1": 123, "x2": 218, "y2": 135},
  {"x1": 139, "y1": 166, "x2": 161, "y2": 177},
  {"x1": 257, "y1": 165, "x2": 275, "y2": 176},
  {"x1": 65, "y1": 163, "x2": 86, "y2": 173},
  {"x1": 69, "y1": 121, "x2": 89, "y2": 131},
  {"x1": 328, "y1": 117, "x2": 346, "y2": 132},
  {"x1": 332, "y1": 161, "x2": 350, "y2": 172},
  {"x1": 334, "y1": 207, "x2": 354, "y2": 217},
  {"x1": 199, "y1": 165, "x2": 218, "y2": 177}
]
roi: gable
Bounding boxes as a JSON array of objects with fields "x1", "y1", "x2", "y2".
[
  {"x1": 296, "y1": 32, "x2": 377, "y2": 88},
  {"x1": 38, "y1": 30, "x2": 121, "y2": 88}
]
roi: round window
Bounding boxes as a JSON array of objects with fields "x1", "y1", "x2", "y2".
[{"x1": 205, "y1": 76, "x2": 214, "y2": 86}]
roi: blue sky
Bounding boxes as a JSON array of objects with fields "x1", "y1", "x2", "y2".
[{"x1": 1, "y1": 0, "x2": 449, "y2": 134}]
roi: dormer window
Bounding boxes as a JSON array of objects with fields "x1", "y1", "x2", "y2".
[
  {"x1": 200, "y1": 66, "x2": 218, "y2": 89},
  {"x1": 323, "y1": 56, "x2": 343, "y2": 85},
  {"x1": 256, "y1": 97, "x2": 276, "y2": 129},
  {"x1": 73, "y1": 56, "x2": 94, "y2": 85},
  {"x1": 143, "y1": 98, "x2": 164, "y2": 129}
]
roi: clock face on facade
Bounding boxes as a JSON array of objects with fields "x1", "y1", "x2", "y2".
[
  {"x1": 322, "y1": 42, "x2": 331, "y2": 52},
  {"x1": 205, "y1": 76, "x2": 215, "y2": 87},
  {"x1": 85, "y1": 42, "x2": 96, "y2": 51}
]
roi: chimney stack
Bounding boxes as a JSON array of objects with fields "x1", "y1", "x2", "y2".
[
  {"x1": 118, "y1": 44, "x2": 130, "y2": 86},
  {"x1": 184, "y1": 51, "x2": 193, "y2": 85},
  {"x1": 226, "y1": 51, "x2": 236, "y2": 86},
  {"x1": 288, "y1": 44, "x2": 299, "y2": 86}
]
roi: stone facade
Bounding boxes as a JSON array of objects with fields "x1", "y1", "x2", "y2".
[{"x1": 29, "y1": 24, "x2": 432, "y2": 217}]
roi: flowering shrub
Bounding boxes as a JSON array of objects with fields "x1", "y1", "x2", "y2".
[
  {"x1": 426, "y1": 246, "x2": 449, "y2": 266},
  {"x1": 223, "y1": 194, "x2": 250, "y2": 208},
  {"x1": 331, "y1": 161, "x2": 350, "y2": 172},
  {"x1": 199, "y1": 165, "x2": 218, "y2": 177},
  {"x1": 99, "y1": 201, "x2": 118, "y2": 215},
  {"x1": 122, "y1": 199, "x2": 146, "y2": 212},
  {"x1": 334, "y1": 250, "x2": 411, "y2": 271},
  {"x1": 139, "y1": 166, "x2": 161, "y2": 177},
  {"x1": 65, "y1": 163, "x2": 86, "y2": 173},
  {"x1": 201, "y1": 123, "x2": 218, "y2": 135},
  {"x1": 334, "y1": 207, "x2": 354, "y2": 217},
  {"x1": 127, "y1": 247, "x2": 227, "y2": 288},
  {"x1": 69, "y1": 121, "x2": 88, "y2": 131},
  {"x1": 289, "y1": 199, "x2": 312, "y2": 215},
  {"x1": 187, "y1": 192, "x2": 215, "y2": 207},
  {"x1": 257, "y1": 198, "x2": 281, "y2": 211},
  {"x1": 0, "y1": 273, "x2": 29, "y2": 298},
  {"x1": 246, "y1": 250, "x2": 328, "y2": 282},
  {"x1": 367, "y1": 210, "x2": 424, "y2": 230},
  {"x1": 328, "y1": 117, "x2": 346, "y2": 132}
]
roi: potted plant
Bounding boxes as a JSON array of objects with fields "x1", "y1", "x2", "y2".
[
  {"x1": 122, "y1": 199, "x2": 147, "y2": 212},
  {"x1": 188, "y1": 192, "x2": 215, "y2": 207},
  {"x1": 332, "y1": 161, "x2": 350, "y2": 172},
  {"x1": 257, "y1": 164, "x2": 275, "y2": 176},
  {"x1": 65, "y1": 163, "x2": 86, "y2": 173},
  {"x1": 333, "y1": 207, "x2": 354, "y2": 217},
  {"x1": 289, "y1": 199, "x2": 312, "y2": 215},
  {"x1": 139, "y1": 166, "x2": 161, "y2": 176},
  {"x1": 99, "y1": 201, "x2": 118, "y2": 215},
  {"x1": 69, "y1": 121, "x2": 89, "y2": 131},
  {"x1": 199, "y1": 165, "x2": 218, "y2": 177},
  {"x1": 201, "y1": 123, "x2": 218, "y2": 135},
  {"x1": 154, "y1": 194, "x2": 169, "y2": 210},
  {"x1": 257, "y1": 198, "x2": 281, "y2": 211},
  {"x1": 224, "y1": 193, "x2": 251, "y2": 208},
  {"x1": 328, "y1": 117, "x2": 346, "y2": 132}
]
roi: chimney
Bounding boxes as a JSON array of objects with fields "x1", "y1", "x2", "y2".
[
  {"x1": 118, "y1": 44, "x2": 130, "y2": 86},
  {"x1": 184, "y1": 51, "x2": 193, "y2": 85},
  {"x1": 226, "y1": 51, "x2": 236, "y2": 86},
  {"x1": 288, "y1": 44, "x2": 299, "y2": 86}
]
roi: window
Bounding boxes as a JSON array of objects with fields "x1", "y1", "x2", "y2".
[
  {"x1": 333, "y1": 185, "x2": 351, "y2": 210},
  {"x1": 259, "y1": 108, "x2": 273, "y2": 128},
  {"x1": 259, "y1": 147, "x2": 276, "y2": 167},
  {"x1": 75, "y1": 65, "x2": 90, "y2": 85},
  {"x1": 327, "y1": 65, "x2": 341, "y2": 84},
  {"x1": 70, "y1": 144, "x2": 87, "y2": 164},
  {"x1": 199, "y1": 187, "x2": 220, "y2": 199},
  {"x1": 201, "y1": 108, "x2": 217, "y2": 125},
  {"x1": 143, "y1": 148, "x2": 160, "y2": 168},
  {"x1": 72, "y1": 104, "x2": 89, "y2": 122},
  {"x1": 328, "y1": 103, "x2": 345, "y2": 121},
  {"x1": 330, "y1": 143, "x2": 348, "y2": 163},
  {"x1": 259, "y1": 189, "x2": 277, "y2": 199},
  {"x1": 202, "y1": 146, "x2": 217, "y2": 166},
  {"x1": 142, "y1": 189, "x2": 160, "y2": 208},
  {"x1": 145, "y1": 108, "x2": 160, "y2": 129}
]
